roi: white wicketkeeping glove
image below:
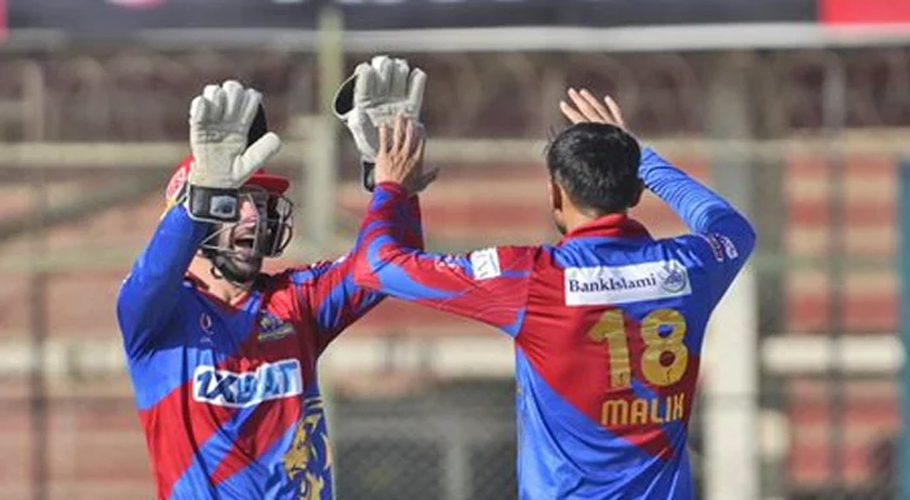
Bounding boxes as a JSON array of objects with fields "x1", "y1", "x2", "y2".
[
  {"x1": 186, "y1": 80, "x2": 282, "y2": 222},
  {"x1": 334, "y1": 55, "x2": 428, "y2": 191}
]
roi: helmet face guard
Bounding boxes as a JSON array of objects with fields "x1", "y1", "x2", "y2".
[
  {"x1": 199, "y1": 186, "x2": 294, "y2": 259},
  {"x1": 165, "y1": 153, "x2": 294, "y2": 262}
]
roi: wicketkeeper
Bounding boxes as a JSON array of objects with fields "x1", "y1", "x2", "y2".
[{"x1": 117, "y1": 57, "x2": 431, "y2": 499}]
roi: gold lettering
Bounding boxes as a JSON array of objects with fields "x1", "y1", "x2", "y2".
[
  {"x1": 630, "y1": 399, "x2": 648, "y2": 425},
  {"x1": 601, "y1": 393, "x2": 687, "y2": 428},
  {"x1": 649, "y1": 398, "x2": 664, "y2": 424},
  {"x1": 671, "y1": 394, "x2": 685, "y2": 421},
  {"x1": 602, "y1": 399, "x2": 629, "y2": 427}
]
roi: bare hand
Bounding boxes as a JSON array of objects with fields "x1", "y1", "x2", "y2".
[
  {"x1": 374, "y1": 114, "x2": 435, "y2": 193},
  {"x1": 559, "y1": 88, "x2": 627, "y2": 130}
]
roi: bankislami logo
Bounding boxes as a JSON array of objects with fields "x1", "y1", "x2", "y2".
[
  {"x1": 657, "y1": 261, "x2": 688, "y2": 293},
  {"x1": 565, "y1": 260, "x2": 692, "y2": 306},
  {"x1": 193, "y1": 359, "x2": 303, "y2": 408}
]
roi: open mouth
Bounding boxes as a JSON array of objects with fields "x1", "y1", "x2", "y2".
[{"x1": 233, "y1": 234, "x2": 257, "y2": 251}]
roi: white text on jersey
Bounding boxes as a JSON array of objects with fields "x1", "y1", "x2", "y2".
[{"x1": 193, "y1": 359, "x2": 303, "y2": 408}]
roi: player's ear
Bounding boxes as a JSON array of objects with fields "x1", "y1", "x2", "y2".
[
  {"x1": 548, "y1": 177, "x2": 563, "y2": 212},
  {"x1": 549, "y1": 178, "x2": 570, "y2": 235},
  {"x1": 627, "y1": 179, "x2": 644, "y2": 209}
]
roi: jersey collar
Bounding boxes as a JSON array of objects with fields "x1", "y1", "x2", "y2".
[
  {"x1": 185, "y1": 271, "x2": 255, "y2": 312},
  {"x1": 558, "y1": 213, "x2": 652, "y2": 245}
]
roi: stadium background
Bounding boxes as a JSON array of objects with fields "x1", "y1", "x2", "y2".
[{"x1": 1, "y1": 0, "x2": 909, "y2": 498}]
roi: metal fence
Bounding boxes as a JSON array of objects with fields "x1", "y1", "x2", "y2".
[{"x1": 0, "y1": 41, "x2": 907, "y2": 499}]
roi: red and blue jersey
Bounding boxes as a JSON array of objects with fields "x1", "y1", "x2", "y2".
[
  {"x1": 353, "y1": 148, "x2": 755, "y2": 499},
  {"x1": 116, "y1": 198, "x2": 422, "y2": 499}
]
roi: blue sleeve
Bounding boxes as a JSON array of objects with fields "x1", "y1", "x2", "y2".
[
  {"x1": 639, "y1": 147, "x2": 756, "y2": 304},
  {"x1": 116, "y1": 205, "x2": 210, "y2": 358}
]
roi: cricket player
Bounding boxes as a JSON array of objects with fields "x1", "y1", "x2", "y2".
[
  {"x1": 117, "y1": 57, "x2": 428, "y2": 499},
  {"x1": 354, "y1": 89, "x2": 756, "y2": 499}
]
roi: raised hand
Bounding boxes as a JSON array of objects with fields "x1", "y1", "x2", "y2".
[
  {"x1": 334, "y1": 55, "x2": 426, "y2": 161},
  {"x1": 374, "y1": 114, "x2": 436, "y2": 194},
  {"x1": 559, "y1": 88, "x2": 627, "y2": 130},
  {"x1": 185, "y1": 80, "x2": 282, "y2": 222},
  {"x1": 334, "y1": 55, "x2": 429, "y2": 191}
]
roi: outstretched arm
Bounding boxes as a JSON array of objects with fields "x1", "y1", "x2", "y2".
[
  {"x1": 303, "y1": 56, "x2": 432, "y2": 351},
  {"x1": 351, "y1": 115, "x2": 534, "y2": 336},
  {"x1": 298, "y1": 194, "x2": 424, "y2": 352},
  {"x1": 354, "y1": 183, "x2": 534, "y2": 337}
]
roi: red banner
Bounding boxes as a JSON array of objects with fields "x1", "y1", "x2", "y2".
[
  {"x1": 821, "y1": 0, "x2": 910, "y2": 25},
  {"x1": 0, "y1": 0, "x2": 6, "y2": 43}
]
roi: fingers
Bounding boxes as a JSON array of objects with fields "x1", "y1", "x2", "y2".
[
  {"x1": 567, "y1": 88, "x2": 609, "y2": 123},
  {"x1": 402, "y1": 115, "x2": 416, "y2": 157},
  {"x1": 375, "y1": 115, "x2": 426, "y2": 188},
  {"x1": 374, "y1": 122, "x2": 393, "y2": 186},
  {"x1": 559, "y1": 100, "x2": 585, "y2": 124},
  {"x1": 392, "y1": 112, "x2": 405, "y2": 154},
  {"x1": 198, "y1": 81, "x2": 263, "y2": 127},
  {"x1": 566, "y1": 88, "x2": 597, "y2": 122},
  {"x1": 389, "y1": 58, "x2": 410, "y2": 98},
  {"x1": 577, "y1": 89, "x2": 612, "y2": 122},
  {"x1": 385, "y1": 114, "x2": 422, "y2": 156},
  {"x1": 237, "y1": 132, "x2": 283, "y2": 178},
  {"x1": 560, "y1": 88, "x2": 626, "y2": 129},
  {"x1": 372, "y1": 56, "x2": 393, "y2": 95},
  {"x1": 407, "y1": 68, "x2": 427, "y2": 117},
  {"x1": 602, "y1": 95, "x2": 626, "y2": 128},
  {"x1": 353, "y1": 63, "x2": 378, "y2": 107},
  {"x1": 203, "y1": 84, "x2": 225, "y2": 121},
  {"x1": 378, "y1": 122, "x2": 390, "y2": 157},
  {"x1": 222, "y1": 80, "x2": 245, "y2": 122},
  {"x1": 194, "y1": 81, "x2": 274, "y2": 141},
  {"x1": 189, "y1": 96, "x2": 208, "y2": 125}
]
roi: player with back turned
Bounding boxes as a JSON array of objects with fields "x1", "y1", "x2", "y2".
[
  {"x1": 353, "y1": 90, "x2": 756, "y2": 498},
  {"x1": 116, "y1": 57, "x2": 430, "y2": 499}
]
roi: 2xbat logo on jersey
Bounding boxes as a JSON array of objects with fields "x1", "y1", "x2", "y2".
[{"x1": 193, "y1": 359, "x2": 303, "y2": 408}]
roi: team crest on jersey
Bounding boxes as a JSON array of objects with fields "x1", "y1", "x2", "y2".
[
  {"x1": 283, "y1": 396, "x2": 332, "y2": 500},
  {"x1": 657, "y1": 261, "x2": 689, "y2": 293},
  {"x1": 258, "y1": 311, "x2": 295, "y2": 343},
  {"x1": 193, "y1": 359, "x2": 303, "y2": 408}
]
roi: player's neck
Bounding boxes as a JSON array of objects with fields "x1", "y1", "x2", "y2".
[
  {"x1": 189, "y1": 256, "x2": 254, "y2": 306},
  {"x1": 562, "y1": 204, "x2": 624, "y2": 234}
]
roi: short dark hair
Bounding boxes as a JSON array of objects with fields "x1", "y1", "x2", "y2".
[{"x1": 546, "y1": 123, "x2": 642, "y2": 215}]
